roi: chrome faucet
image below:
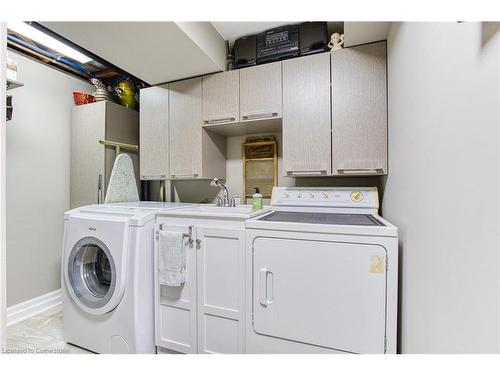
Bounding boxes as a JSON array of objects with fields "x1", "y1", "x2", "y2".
[{"x1": 210, "y1": 178, "x2": 235, "y2": 207}]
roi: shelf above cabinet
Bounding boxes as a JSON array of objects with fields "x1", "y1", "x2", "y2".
[
  {"x1": 7, "y1": 78, "x2": 24, "y2": 90},
  {"x1": 202, "y1": 117, "x2": 282, "y2": 137}
]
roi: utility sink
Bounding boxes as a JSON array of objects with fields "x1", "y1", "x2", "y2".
[{"x1": 165, "y1": 204, "x2": 270, "y2": 220}]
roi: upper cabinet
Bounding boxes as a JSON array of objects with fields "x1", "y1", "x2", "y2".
[
  {"x1": 139, "y1": 42, "x2": 388, "y2": 181},
  {"x1": 239, "y1": 61, "x2": 282, "y2": 122},
  {"x1": 169, "y1": 78, "x2": 226, "y2": 180},
  {"x1": 202, "y1": 70, "x2": 239, "y2": 125},
  {"x1": 140, "y1": 86, "x2": 169, "y2": 180},
  {"x1": 331, "y1": 41, "x2": 387, "y2": 175},
  {"x1": 282, "y1": 53, "x2": 332, "y2": 176}
]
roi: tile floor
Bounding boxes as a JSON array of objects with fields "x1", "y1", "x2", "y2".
[{"x1": 5, "y1": 310, "x2": 91, "y2": 354}]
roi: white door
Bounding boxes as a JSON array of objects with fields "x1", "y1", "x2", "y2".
[
  {"x1": 252, "y1": 237, "x2": 387, "y2": 353},
  {"x1": 196, "y1": 227, "x2": 244, "y2": 354}
]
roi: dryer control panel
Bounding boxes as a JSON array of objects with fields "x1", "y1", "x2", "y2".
[{"x1": 270, "y1": 187, "x2": 379, "y2": 212}]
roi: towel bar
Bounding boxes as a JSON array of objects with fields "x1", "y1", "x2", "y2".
[
  {"x1": 158, "y1": 224, "x2": 193, "y2": 244},
  {"x1": 99, "y1": 139, "x2": 139, "y2": 158}
]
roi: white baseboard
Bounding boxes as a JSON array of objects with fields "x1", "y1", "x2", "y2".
[{"x1": 7, "y1": 289, "x2": 62, "y2": 327}]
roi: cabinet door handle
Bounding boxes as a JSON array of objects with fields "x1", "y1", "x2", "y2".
[
  {"x1": 140, "y1": 174, "x2": 168, "y2": 180},
  {"x1": 337, "y1": 168, "x2": 384, "y2": 174},
  {"x1": 286, "y1": 170, "x2": 327, "y2": 176},
  {"x1": 241, "y1": 112, "x2": 278, "y2": 120},
  {"x1": 259, "y1": 268, "x2": 273, "y2": 307},
  {"x1": 170, "y1": 173, "x2": 199, "y2": 179},
  {"x1": 203, "y1": 117, "x2": 236, "y2": 124},
  {"x1": 97, "y1": 174, "x2": 102, "y2": 204}
]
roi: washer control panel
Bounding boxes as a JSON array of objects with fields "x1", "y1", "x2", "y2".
[{"x1": 271, "y1": 187, "x2": 379, "y2": 209}]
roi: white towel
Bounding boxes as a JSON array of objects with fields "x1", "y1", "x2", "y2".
[{"x1": 158, "y1": 231, "x2": 186, "y2": 287}]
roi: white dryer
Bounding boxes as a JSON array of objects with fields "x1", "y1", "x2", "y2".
[
  {"x1": 245, "y1": 187, "x2": 398, "y2": 354},
  {"x1": 62, "y1": 202, "x2": 191, "y2": 353}
]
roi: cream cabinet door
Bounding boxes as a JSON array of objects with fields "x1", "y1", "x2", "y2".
[
  {"x1": 202, "y1": 70, "x2": 239, "y2": 125},
  {"x1": 196, "y1": 227, "x2": 245, "y2": 354},
  {"x1": 169, "y1": 78, "x2": 202, "y2": 179},
  {"x1": 282, "y1": 53, "x2": 332, "y2": 176},
  {"x1": 239, "y1": 61, "x2": 282, "y2": 121},
  {"x1": 70, "y1": 102, "x2": 106, "y2": 208},
  {"x1": 170, "y1": 77, "x2": 226, "y2": 180},
  {"x1": 140, "y1": 86, "x2": 169, "y2": 180},
  {"x1": 331, "y1": 42, "x2": 387, "y2": 175}
]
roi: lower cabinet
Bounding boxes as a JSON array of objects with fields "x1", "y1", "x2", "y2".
[{"x1": 154, "y1": 218, "x2": 245, "y2": 354}]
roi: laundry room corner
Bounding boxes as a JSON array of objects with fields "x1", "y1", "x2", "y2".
[{"x1": 5, "y1": 50, "x2": 92, "y2": 308}]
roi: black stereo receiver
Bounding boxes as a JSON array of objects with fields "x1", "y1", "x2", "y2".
[{"x1": 257, "y1": 25, "x2": 299, "y2": 64}]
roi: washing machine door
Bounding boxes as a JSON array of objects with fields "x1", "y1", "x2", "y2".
[{"x1": 66, "y1": 236, "x2": 118, "y2": 313}]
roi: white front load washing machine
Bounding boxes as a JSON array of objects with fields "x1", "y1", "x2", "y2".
[{"x1": 62, "y1": 202, "x2": 191, "y2": 354}]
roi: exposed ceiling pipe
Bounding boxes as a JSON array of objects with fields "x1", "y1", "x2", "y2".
[{"x1": 7, "y1": 33, "x2": 90, "y2": 75}]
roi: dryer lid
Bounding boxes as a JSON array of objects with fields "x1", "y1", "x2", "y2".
[{"x1": 258, "y1": 211, "x2": 385, "y2": 226}]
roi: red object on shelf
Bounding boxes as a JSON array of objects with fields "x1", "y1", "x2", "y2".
[{"x1": 73, "y1": 92, "x2": 96, "y2": 105}]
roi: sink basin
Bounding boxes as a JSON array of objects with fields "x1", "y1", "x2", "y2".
[
  {"x1": 164, "y1": 204, "x2": 270, "y2": 219},
  {"x1": 183, "y1": 205, "x2": 255, "y2": 214}
]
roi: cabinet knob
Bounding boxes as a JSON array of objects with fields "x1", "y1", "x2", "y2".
[{"x1": 196, "y1": 239, "x2": 202, "y2": 245}]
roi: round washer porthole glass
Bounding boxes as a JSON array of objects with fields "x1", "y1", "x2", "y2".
[
  {"x1": 79, "y1": 243, "x2": 112, "y2": 298},
  {"x1": 67, "y1": 237, "x2": 116, "y2": 310}
]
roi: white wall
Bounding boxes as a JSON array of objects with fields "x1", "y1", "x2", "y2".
[
  {"x1": 6, "y1": 51, "x2": 92, "y2": 306},
  {"x1": 382, "y1": 22, "x2": 500, "y2": 353},
  {"x1": 1, "y1": 22, "x2": 8, "y2": 347}
]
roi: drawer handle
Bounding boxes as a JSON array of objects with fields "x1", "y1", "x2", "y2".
[
  {"x1": 287, "y1": 170, "x2": 327, "y2": 176},
  {"x1": 337, "y1": 168, "x2": 384, "y2": 174},
  {"x1": 242, "y1": 112, "x2": 278, "y2": 120},
  {"x1": 203, "y1": 117, "x2": 236, "y2": 124},
  {"x1": 259, "y1": 268, "x2": 273, "y2": 307}
]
